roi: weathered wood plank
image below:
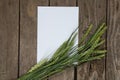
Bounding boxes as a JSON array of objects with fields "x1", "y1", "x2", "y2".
[
  {"x1": 19, "y1": 0, "x2": 49, "y2": 77},
  {"x1": 106, "y1": 0, "x2": 120, "y2": 80},
  {"x1": 49, "y1": 0, "x2": 76, "y2": 80},
  {"x1": 50, "y1": 0, "x2": 76, "y2": 6},
  {"x1": 77, "y1": 0, "x2": 106, "y2": 80},
  {"x1": 0, "y1": 0, "x2": 19, "y2": 80}
]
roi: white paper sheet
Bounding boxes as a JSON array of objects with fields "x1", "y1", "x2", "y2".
[{"x1": 37, "y1": 7, "x2": 79, "y2": 62}]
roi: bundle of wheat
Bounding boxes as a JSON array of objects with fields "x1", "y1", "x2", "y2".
[{"x1": 18, "y1": 23, "x2": 107, "y2": 80}]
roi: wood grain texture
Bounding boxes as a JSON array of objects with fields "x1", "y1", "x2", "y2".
[
  {"x1": 1, "y1": 0, "x2": 120, "y2": 80},
  {"x1": 106, "y1": 0, "x2": 120, "y2": 80},
  {"x1": 48, "y1": 0, "x2": 76, "y2": 80},
  {"x1": 77, "y1": 0, "x2": 106, "y2": 80},
  {"x1": 19, "y1": 0, "x2": 49, "y2": 77},
  {"x1": 50, "y1": 0, "x2": 76, "y2": 6},
  {"x1": 0, "y1": 0, "x2": 19, "y2": 80}
]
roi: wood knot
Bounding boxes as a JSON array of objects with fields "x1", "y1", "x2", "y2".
[{"x1": 116, "y1": 65, "x2": 120, "y2": 70}]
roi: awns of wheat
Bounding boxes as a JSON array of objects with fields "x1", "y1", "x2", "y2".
[{"x1": 18, "y1": 23, "x2": 107, "y2": 80}]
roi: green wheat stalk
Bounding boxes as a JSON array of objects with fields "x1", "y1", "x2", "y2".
[{"x1": 18, "y1": 23, "x2": 107, "y2": 80}]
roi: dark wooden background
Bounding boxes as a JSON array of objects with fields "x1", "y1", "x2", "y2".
[{"x1": 0, "y1": 0, "x2": 120, "y2": 80}]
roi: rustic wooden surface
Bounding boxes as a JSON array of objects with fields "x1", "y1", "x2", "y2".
[
  {"x1": 0, "y1": 0, "x2": 120, "y2": 80},
  {"x1": 77, "y1": 0, "x2": 106, "y2": 80},
  {"x1": 106, "y1": 0, "x2": 120, "y2": 80},
  {"x1": 0, "y1": 0, "x2": 19, "y2": 80},
  {"x1": 19, "y1": 0, "x2": 49, "y2": 77},
  {"x1": 50, "y1": 0, "x2": 76, "y2": 6},
  {"x1": 48, "y1": 0, "x2": 76, "y2": 80}
]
